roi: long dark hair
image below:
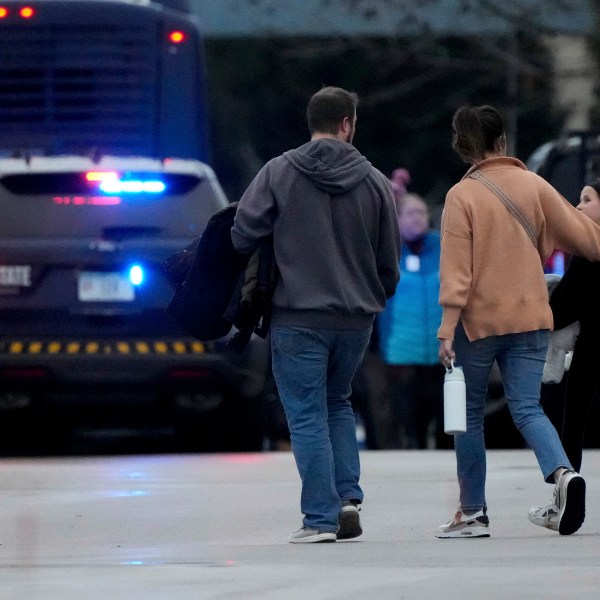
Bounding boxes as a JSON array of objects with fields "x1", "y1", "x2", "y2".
[{"x1": 451, "y1": 105, "x2": 505, "y2": 164}]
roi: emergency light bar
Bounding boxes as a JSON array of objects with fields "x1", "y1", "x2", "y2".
[{"x1": 84, "y1": 171, "x2": 166, "y2": 194}]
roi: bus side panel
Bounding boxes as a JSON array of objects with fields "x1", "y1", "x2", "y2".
[{"x1": 158, "y1": 14, "x2": 210, "y2": 162}]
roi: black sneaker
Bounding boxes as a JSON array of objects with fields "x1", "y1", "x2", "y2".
[{"x1": 337, "y1": 500, "x2": 362, "y2": 540}]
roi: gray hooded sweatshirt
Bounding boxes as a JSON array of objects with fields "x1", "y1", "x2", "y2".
[{"x1": 231, "y1": 138, "x2": 400, "y2": 329}]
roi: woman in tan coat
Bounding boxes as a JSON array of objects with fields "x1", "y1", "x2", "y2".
[{"x1": 436, "y1": 105, "x2": 600, "y2": 538}]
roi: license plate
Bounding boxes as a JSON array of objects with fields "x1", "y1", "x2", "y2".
[
  {"x1": 0, "y1": 265, "x2": 32, "y2": 287},
  {"x1": 78, "y1": 272, "x2": 134, "y2": 302}
]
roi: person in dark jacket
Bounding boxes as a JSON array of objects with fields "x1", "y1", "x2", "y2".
[
  {"x1": 231, "y1": 86, "x2": 400, "y2": 543},
  {"x1": 550, "y1": 180, "x2": 600, "y2": 473}
]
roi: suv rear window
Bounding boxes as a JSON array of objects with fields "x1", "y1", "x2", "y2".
[{"x1": 0, "y1": 168, "x2": 223, "y2": 239}]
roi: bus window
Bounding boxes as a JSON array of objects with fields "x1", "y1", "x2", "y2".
[{"x1": 0, "y1": 0, "x2": 210, "y2": 162}]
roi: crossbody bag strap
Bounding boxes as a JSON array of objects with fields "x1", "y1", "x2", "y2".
[{"x1": 469, "y1": 169, "x2": 537, "y2": 247}]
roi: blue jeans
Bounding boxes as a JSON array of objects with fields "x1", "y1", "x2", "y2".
[
  {"x1": 453, "y1": 323, "x2": 573, "y2": 512},
  {"x1": 271, "y1": 325, "x2": 371, "y2": 532}
]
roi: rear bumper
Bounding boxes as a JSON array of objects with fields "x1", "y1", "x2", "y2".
[{"x1": 0, "y1": 336, "x2": 269, "y2": 405}]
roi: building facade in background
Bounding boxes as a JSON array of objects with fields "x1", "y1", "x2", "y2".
[{"x1": 191, "y1": 0, "x2": 596, "y2": 134}]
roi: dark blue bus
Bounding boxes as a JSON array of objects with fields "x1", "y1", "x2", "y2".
[{"x1": 0, "y1": 0, "x2": 210, "y2": 161}]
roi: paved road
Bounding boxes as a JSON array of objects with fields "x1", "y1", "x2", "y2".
[{"x1": 1, "y1": 449, "x2": 599, "y2": 599}]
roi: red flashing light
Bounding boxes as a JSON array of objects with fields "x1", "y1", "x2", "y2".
[
  {"x1": 168, "y1": 30, "x2": 185, "y2": 44},
  {"x1": 20, "y1": 6, "x2": 35, "y2": 18},
  {"x1": 85, "y1": 171, "x2": 117, "y2": 182},
  {"x1": 53, "y1": 196, "x2": 122, "y2": 205},
  {"x1": 0, "y1": 7, "x2": 8, "y2": 18},
  {"x1": 89, "y1": 196, "x2": 121, "y2": 206}
]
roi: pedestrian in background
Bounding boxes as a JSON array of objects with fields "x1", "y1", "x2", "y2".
[
  {"x1": 231, "y1": 86, "x2": 400, "y2": 543},
  {"x1": 378, "y1": 184, "x2": 447, "y2": 449},
  {"x1": 436, "y1": 104, "x2": 600, "y2": 538},
  {"x1": 549, "y1": 180, "x2": 600, "y2": 473}
]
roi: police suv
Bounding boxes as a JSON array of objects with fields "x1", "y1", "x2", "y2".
[{"x1": 0, "y1": 156, "x2": 268, "y2": 451}]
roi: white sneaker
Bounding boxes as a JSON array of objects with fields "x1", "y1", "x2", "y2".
[
  {"x1": 435, "y1": 508, "x2": 490, "y2": 538},
  {"x1": 528, "y1": 497, "x2": 559, "y2": 531},
  {"x1": 529, "y1": 470, "x2": 585, "y2": 535},
  {"x1": 288, "y1": 527, "x2": 336, "y2": 544}
]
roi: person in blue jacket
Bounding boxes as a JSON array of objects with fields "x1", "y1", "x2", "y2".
[{"x1": 378, "y1": 191, "x2": 447, "y2": 448}]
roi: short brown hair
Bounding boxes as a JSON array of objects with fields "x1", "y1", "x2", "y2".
[{"x1": 306, "y1": 87, "x2": 359, "y2": 135}]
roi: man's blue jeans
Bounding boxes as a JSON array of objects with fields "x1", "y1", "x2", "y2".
[
  {"x1": 271, "y1": 325, "x2": 371, "y2": 532},
  {"x1": 453, "y1": 323, "x2": 573, "y2": 512}
]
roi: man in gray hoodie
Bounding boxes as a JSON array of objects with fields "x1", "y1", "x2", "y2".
[{"x1": 231, "y1": 86, "x2": 400, "y2": 543}]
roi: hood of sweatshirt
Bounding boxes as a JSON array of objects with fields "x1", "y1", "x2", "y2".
[{"x1": 283, "y1": 138, "x2": 372, "y2": 194}]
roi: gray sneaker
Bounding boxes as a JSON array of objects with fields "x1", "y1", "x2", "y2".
[
  {"x1": 529, "y1": 470, "x2": 585, "y2": 535},
  {"x1": 435, "y1": 508, "x2": 490, "y2": 538},
  {"x1": 337, "y1": 501, "x2": 362, "y2": 540},
  {"x1": 288, "y1": 527, "x2": 337, "y2": 544}
]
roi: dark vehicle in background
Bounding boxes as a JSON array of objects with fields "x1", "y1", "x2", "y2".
[
  {"x1": 527, "y1": 131, "x2": 600, "y2": 206},
  {"x1": 0, "y1": 0, "x2": 210, "y2": 161},
  {"x1": 0, "y1": 156, "x2": 269, "y2": 452},
  {"x1": 525, "y1": 131, "x2": 600, "y2": 450},
  {"x1": 473, "y1": 132, "x2": 600, "y2": 450},
  {"x1": 0, "y1": 1, "x2": 275, "y2": 453},
  {"x1": 453, "y1": 132, "x2": 600, "y2": 451},
  {"x1": 476, "y1": 133, "x2": 594, "y2": 450}
]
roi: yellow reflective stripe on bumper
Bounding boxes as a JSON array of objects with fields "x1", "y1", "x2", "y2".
[
  {"x1": 85, "y1": 342, "x2": 100, "y2": 354},
  {"x1": 117, "y1": 342, "x2": 131, "y2": 354},
  {"x1": 0, "y1": 340, "x2": 205, "y2": 355},
  {"x1": 29, "y1": 342, "x2": 43, "y2": 354}
]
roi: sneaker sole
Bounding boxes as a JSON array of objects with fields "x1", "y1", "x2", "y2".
[
  {"x1": 288, "y1": 533, "x2": 337, "y2": 544},
  {"x1": 558, "y1": 476, "x2": 586, "y2": 535},
  {"x1": 337, "y1": 509, "x2": 362, "y2": 540}
]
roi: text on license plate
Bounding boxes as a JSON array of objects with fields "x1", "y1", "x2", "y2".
[{"x1": 78, "y1": 272, "x2": 134, "y2": 302}]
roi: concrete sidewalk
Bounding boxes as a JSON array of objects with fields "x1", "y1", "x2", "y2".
[{"x1": 1, "y1": 449, "x2": 599, "y2": 599}]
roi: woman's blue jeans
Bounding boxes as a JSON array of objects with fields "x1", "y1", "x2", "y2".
[
  {"x1": 271, "y1": 326, "x2": 371, "y2": 532},
  {"x1": 453, "y1": 323, "x2": 573, "y2": 512}
]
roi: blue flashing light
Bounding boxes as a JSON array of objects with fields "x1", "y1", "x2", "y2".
[
  {"x1": 99, "y1": 180, "x2": 166, "y2": 194},
  {"x1": 129, "y1": 265, "x2": 144, "y2": 286},
  {"x1": 139, "y1": 181, "x2": 165, "y2": 193}
]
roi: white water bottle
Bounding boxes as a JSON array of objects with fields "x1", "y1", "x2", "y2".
[{"x1": 444, "y1": 361, "x2": 466, "y2": 435}]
